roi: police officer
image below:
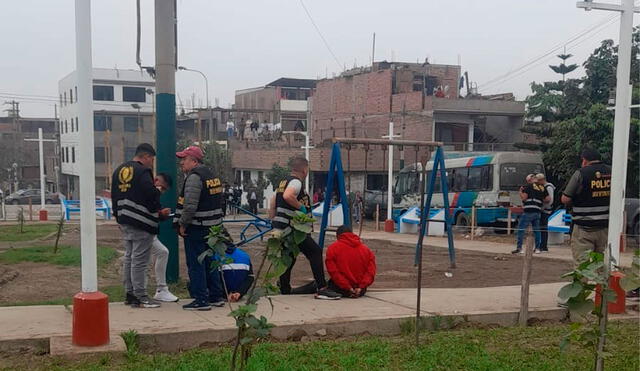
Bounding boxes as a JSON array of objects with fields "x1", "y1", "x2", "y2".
[
  {"x1": 268, "y1": 157, "x2": 340, "y2": 300},
  {"x1": 561, "y1": 148, "x2": 612, "y2": 265},
  {"x1": 111, "y1": 143, "x2": 170, "y2": 308},
  {"x1": 174, "y1": 145, "x2": 227, "y2": 311}
]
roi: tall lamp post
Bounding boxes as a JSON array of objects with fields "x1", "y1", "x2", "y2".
[{"x1": 178, "y1": 66, "x2": 214, "y2": 141}]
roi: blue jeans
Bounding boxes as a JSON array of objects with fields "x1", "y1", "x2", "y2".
[
  {"x1": 183, "y1": 226, "x2": 224, "y2": 303},
  {"x1": 516, "y1": 212, "x2": 542, "y2": 251}
]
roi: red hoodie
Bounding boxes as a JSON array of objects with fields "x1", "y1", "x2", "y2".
[{"x1": 325, "y1": 232, "x2": 376, "y2": 291}]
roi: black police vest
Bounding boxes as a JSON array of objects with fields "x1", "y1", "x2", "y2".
[
  {"x1": 111, "y1": 160, "x2": 160, "y2": 234},
  {"x1": 523, "y1": 183, "x2": 546, "y2": 214},
  {"x1": 572, "y1": 162, "x2": 611, "y2": 228},
  {"x1": 272, "y1": 175, "x2": 310, "y2": 231},
  {"x1": 173, "y1": 165, "x2": 224, "y2": 227}
]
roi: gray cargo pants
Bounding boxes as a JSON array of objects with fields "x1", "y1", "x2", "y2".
[{"x1": 120, "y1": 224, "x2": 155, "y2": 299}]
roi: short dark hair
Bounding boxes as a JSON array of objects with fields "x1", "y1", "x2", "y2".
[
  {"x1": 581, "y1": 147, "x2": 601, "y2": 162},
  {"x1": 336, "y1": 225, "x2": 352, "y2": 236},
  {"x1": 289, "y1": 157, "x2": 309, "y2": 172},
  {"x1": 135, "y1": 143, "x2": 156, "y2": 157},
  {"x1": 156, "y1": 172, "x2": 173, "y2": 189}
]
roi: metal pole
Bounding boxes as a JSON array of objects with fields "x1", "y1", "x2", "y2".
[
  {"x1": 75, "y1": 0, "x2": 98, "y2": 292},
  {"x1": 387, "y1": 121, "x2": 394, "y2": 220},
  {"x1": 607, "y1": 0, "x2": 634, "y2": 265},
  {"x1": 38, "y1": 128, "x2": 45, "y2": 209},
  {"x1": 305, "y1": 132, "x2": 310, "y2": 195},
  {"x1": 156, "y1": 0, "x2": 179, "y2": 283}
]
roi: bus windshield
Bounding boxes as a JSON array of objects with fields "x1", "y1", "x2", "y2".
[
  {"x1": 500, "y1": 163, "x2": 544, "y2": 190},
  {"x1": 395, "y1": 171, "x2": 419, "y2": 196}
]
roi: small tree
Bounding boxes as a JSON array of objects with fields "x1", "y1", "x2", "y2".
[{"x1": 266, "y1": 163, "x2": 289, "y2": 189}]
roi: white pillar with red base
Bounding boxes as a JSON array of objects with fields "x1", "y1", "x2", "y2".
[{"x1": 72, "y1": 0, "x2": 109, "y2": 347}]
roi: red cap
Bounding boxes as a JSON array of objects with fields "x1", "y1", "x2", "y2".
[{"x1": 176, "y1": 146, "x2": 204, "y2": 161}]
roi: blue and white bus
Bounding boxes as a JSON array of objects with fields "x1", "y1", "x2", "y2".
[{"x1": 393, "y1": 152, "x2": 544, "y2": 229}]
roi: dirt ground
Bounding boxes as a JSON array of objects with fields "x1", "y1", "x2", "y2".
[{"x1": 0, "y1": 222, "x2": 573, "y2": 304}]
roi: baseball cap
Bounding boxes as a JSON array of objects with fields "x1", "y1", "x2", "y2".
[{"x1": 176, "y1": 146, "x2": 204, "y2": 161}]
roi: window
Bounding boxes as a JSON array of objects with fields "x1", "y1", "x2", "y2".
[
  {"x1": 59, "y1": 94, "x2": 63, "y2": 106},
  {"x1": 64, "y1": 120, "x2": 68, "y2": 133},
  {"x1": 123, "y1": 117, "x2": 139, "y2": 132},
  {"x1": 71, "y1": 147, "x2": 75, "y2": 163},
  {"x1": 451, "y1": 168, "x2": 469, "y2": 192},
  {"x1": 467, "y1": 166, "x2": 492, "y2": 191},
  {"x1": 93, "y1": 85, "x2": 114, "y2": 101},
  {"x1": 74, "y1": 87, "x2": 77, "y2": 103},
  {"x1": 63, "y1": 92, "x2": 67, "y2": 105},
  {"x1": 95, "y1": 147, "x2": 106, "y2": 163},
  {"x1": 69, "y1": 89, "x2": 73, "y2": 104},
  {"x1": 124, "y1": 147, "x2": 137, "y2": 160},
  {"x1": 75, "y1": 117, "x2": 79, "y2": 131},
  {"x1": 122, "y1": 87, "x2": 146, "y2": 102},
  {"x1": 93, "y1": 114, "x2": 112, "y2": 131},
  {"x1": 65, "y1": 147, "x2": 69, "y2": 163},
  {"x1": 500, "y1": 163, "x2": 544, "y2": 191}
]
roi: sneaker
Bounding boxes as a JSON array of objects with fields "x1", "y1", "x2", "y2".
[
  {"x1": 315, "y1": 288, "x2": 341, "y2": 300},
  {"x1": 511, "y1": 249, "x2": 523, "y2": 255},
  {"x1": 540, "y1": 250, "x2": 549, "y2": 253},
  {"x1": 125, "y1": 292, "x2": 136, "y2": 305},
  {"x1": 154, "y1": 288, "x2": 179, "y2": 302},
  {"x1": 209, "y1": 298, "x2": 226, "y2": 307},
  {"x1": 534, "y1": 249, "x2": 541, "y2": 254},
  {"x1": 182, "y1": 300, "x2": 212, "y2": 311},
  {"x1": 132, "y1": 296, "x2": 161, "y2": 309},
  {"x1": 291, "y1": 281, "x2": 318, "y2": 295}
]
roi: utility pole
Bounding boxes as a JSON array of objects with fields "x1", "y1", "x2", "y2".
[
  {"x1": 382, "y1": 120, "x2": 401, "y2": 232},
  {"x1": 155, "y1": 0, "x2": 179, "y2": 283},
  {"x1": 577, "y1": 0, "x2": 638, "y2": 265},
  {"x1": 24, "y1": 129, "x2": 56, "y2": 216}
]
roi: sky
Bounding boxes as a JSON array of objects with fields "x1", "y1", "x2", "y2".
[{"x1": 0, "y1": 0, "x2": 636, "y2": 118}]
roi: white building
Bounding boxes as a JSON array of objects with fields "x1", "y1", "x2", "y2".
[{"x1": 58, "y1": 68, "x2": 155, "y2": 197}]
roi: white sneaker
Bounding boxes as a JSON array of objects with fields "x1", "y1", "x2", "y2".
[
  {"x1": 534, "y1": 249, "x2": 541, "y2": 254},
  {"x1": 154, "y1": 288, "x2": 179, "y2": 302}
]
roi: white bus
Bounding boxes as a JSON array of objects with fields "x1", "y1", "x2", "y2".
[{"x1": 393, "y1": 152, "x2": 544, "y2": 229}]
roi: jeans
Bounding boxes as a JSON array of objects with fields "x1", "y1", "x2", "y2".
[
  {"x1": 279, "y1": 235, "x2": 327, "y2": 294},
  {"x1": 539, "y1": 212, "x2": 550, "y2": 251},
  {"x1": 150, "y1": 237, "x2": 169, "y2": 289},
  {"x1": 120, "y1": 224, "x2": 155, "y2": 299},
  {"x1": 516, "y1": 212, "x2": 541, "y2": 251},
  {"x1": 183, "y1": 226, "x2": 224, "y2": 303}
]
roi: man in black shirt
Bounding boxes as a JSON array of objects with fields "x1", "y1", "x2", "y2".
[{"x1": 512, "y1": 174, "x2": 550, "y2": 254}]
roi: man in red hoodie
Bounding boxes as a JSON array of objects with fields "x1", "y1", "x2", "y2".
[{"x1": 325, "y1": 225, "x2": 377, "y2": 298}]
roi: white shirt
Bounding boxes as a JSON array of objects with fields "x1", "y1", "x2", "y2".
[
  {"x1": 226, "y1": 121, "x2": 235, "y2": 129},
  {"x1": 287, "y1": 179, "x2": 302, "y2": 195}
]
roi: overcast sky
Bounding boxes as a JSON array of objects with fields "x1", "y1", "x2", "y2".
[{"x1": 0, "y1": 0, "x2": 635, "y2": 117}]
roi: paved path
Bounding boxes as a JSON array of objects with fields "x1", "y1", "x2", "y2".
[{"x1": 0, "y1": 283, "x2": 568, "y2": 347}]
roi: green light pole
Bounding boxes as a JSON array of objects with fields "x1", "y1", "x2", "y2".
[{"x1": 155, "y1": 0, "x2": 178, "y2": 283}]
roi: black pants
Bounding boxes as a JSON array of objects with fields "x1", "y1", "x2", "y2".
[
  {"x1": 248, "y1": 199, "x2": 258, "y2": 214},
  {"x1": 279, "y1": 235, "x2": 327, "y2": 294},
  {"x1": 328, "y1": 280, "x2": 366, "y2": 298},
  {"x1": 540, "y1": 212, "x2": 550, "y2": 251}
]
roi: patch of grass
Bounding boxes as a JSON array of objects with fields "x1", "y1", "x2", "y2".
[
  {"x1": 120, "y1": 330, "x2": 139, "y2": 360},
  {"x1": 0, "y1": 224, "x2": 59, "y2": 242},
  {"x1": 0, "y1": 245, "x2": 117, "y2": 267},
  {"x1": 5, "y1": 321, "x2": 638, "y2": 371}
]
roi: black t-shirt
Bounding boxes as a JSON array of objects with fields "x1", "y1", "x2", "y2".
[{"x1": 522, "y1": 183, "x2": 548, "y2": 213}]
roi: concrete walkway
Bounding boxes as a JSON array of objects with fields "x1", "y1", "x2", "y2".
[{"x1": 0, "y1": 282, "x2": 581, "y2": 354}]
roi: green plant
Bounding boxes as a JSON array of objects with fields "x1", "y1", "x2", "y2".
[
  {"x1": 120, "y1": 329, "x2": 139, "y2": 360},
  {"x1": 619, "y1": 249, "x2": 640, "y2": 293},
  {"x1": 557, "y1": 251, "x2": 618, "y2": 370},
  {"x1": 203, "y1": 213, "x2": 315, "y2": 371},
  {"x1": 266, "y1": 163, "x2": 290, "y2": 189}
]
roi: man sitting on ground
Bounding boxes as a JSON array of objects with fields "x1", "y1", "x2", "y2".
[
  {"x1": 325, "y1": 225, "x2": 376, "y2": 298},
  {"x1": 210, "y1": 246, "x2": 255, "y2": 303}
]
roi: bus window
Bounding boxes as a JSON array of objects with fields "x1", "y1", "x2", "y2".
[
  {"x1": 500, "y1": 163, "x2": 543, "y2": 190},
  {"x1": 468, "y1": 165, "x2": 493, "y2": 191},
  {"x1": 452, "y1": 168, "x2": 468, "y2": 192}
]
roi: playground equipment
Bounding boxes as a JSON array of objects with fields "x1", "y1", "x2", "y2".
[
  {"x1": 223, "y1": 203, "x2": 272, "y2": 247},
  {"x1": 62, "y1": 197, "x2": 112, "y2": 221}
]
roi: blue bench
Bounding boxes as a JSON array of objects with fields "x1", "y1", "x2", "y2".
[
  {"x1": 547, "y1": 209, "x2": 571, "y2": 234},
  {"x1": 63, "y1": 197, "x2": 111, "y2": 221}
]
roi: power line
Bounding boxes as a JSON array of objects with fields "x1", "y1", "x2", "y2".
[
  {"x1": 480, "y1": 14, "x2": 618, "y2": 91},
  {"x1": 299, "y1": 0, "x2": 343, "y2": 71}
]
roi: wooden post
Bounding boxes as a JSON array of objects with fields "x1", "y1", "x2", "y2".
[
  {"x1": 375, "y1": 204, "x2": 380, "y2": 231},
  {"x1": 519, "y1": 229, "x2": 534, "y2": 326},
  {"x1": 507, "y1": 208, "x2": 512, "y2": 235},
  {"x1": 471, "y1": 205, "x2": 476, "y2": 240},
  {"x1": 29, "y1": 198, "x2": 33, "y2": 221}
]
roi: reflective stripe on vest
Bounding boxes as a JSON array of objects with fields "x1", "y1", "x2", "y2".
[{"x1": 116, "y1": 199, "x2": 159, "y2": 228}]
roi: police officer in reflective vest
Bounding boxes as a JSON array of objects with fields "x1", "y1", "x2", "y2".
[
  {"x1": 111, "y1": 143, "x2": 170, "y2": 308},
  {"x1": 561, "y1": 148, "x2": 612, "y2": 266},
  {"x1": 174, "y1": 146, "x2": 227, "y2": 311},
  {"x1": 268, "y1": 157, "x2": 341, "y2": 300}
]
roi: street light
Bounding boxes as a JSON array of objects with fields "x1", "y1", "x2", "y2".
[{"x1": 178, "y1": 66, "x2": 214, "y2": 141}]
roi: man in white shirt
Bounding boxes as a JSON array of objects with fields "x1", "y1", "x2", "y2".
[
  {"x1": 226, "y1": 121, "x2": 235, "y2": 139},
  {"x1": 536, "y1": 173, "x2": 555, "y2": 253}
]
